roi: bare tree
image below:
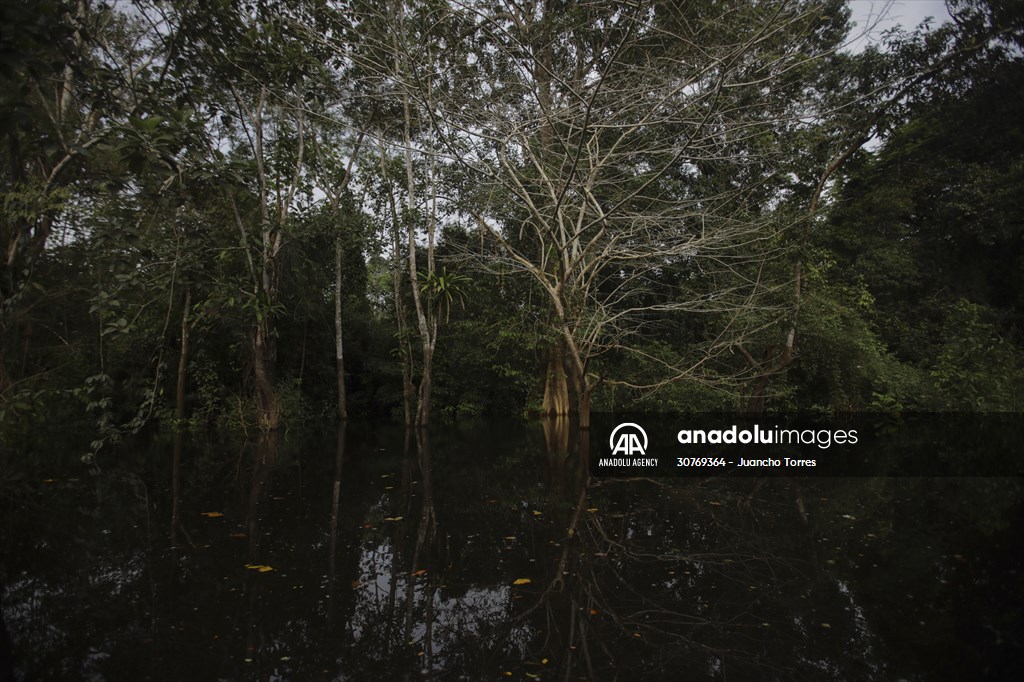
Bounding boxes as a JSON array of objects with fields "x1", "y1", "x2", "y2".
[{"x1": 413, "y1": 0, "x2": 850, "y2": 425}]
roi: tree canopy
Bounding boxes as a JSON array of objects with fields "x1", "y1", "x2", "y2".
[{"x1": 1, "y1": 0, "x2": 1021, "y2": 446}]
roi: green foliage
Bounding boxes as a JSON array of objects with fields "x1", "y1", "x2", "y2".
[
  {"x1": 927, "y1": 301, "x2": 1024, "y2": 410},
  {"x1": 3, "y1": 0, "x2": 1023, "y2": 449}
]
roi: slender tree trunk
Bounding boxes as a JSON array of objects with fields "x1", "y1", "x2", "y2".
[
  {"x1": 334, "y1": 238, "x2": 347, "y2": 420},
  {"x1": 394, "y1": 0, "x2": 438, "y2": 427},
  {"x1": 175, "y1": 284, "x2": 191, "y2": 423},
  {"x1": 252, "y1": 320, "x2": 279, "y2": 431},
  {"x1": 379, "y1": 134, "x2": 415, "y2": 426},
  {"x1": 401, "y1": 91, "x2": 434, "y2": 427}
]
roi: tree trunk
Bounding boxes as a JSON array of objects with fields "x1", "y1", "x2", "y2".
[
  {"x1": 577, "y1": 385, "x2": 591, "y2": 430},
  {"x1": 542, "y1": 342, "x2": 571, "y2": 416},
  {"x1": 175, "y1": 284, "x2": 191, "y2": 423},
  {"x1": 334, "y1": 239, "x2": 347, "y2": 421},
  {"x1": 252, "y1": 320, "x2": 279, "y2": 431},
  {"x1": 417, "y1": 347, "x2": 433, "y2": 427}
]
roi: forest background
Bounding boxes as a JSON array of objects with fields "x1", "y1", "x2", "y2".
[{"x1": 1, "y1": 0, "x2": 1022, "y2": 456}]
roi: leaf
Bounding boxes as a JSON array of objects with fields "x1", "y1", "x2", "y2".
[
  {"x1": 258, "y1": 566, "x2": 273, "y2": 573},
  {"x1": 412, "y1": 569, "x2": 427, "y2": 576},
  {"x1": 201, "y1": 512, "x2": 224, "y2": 518},
  {"x1": 586, "y1": 507, "x2": 598, "y2": 512},
  {"x1": 383, "y1": 516, "x2": 403, "y2": 522},
  {"x1": 512, "y1": 578, "x2": 532, "y2": 586}
]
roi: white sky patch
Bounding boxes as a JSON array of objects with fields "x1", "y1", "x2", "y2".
[{"x1": 845, "y1": 0, "x2": 952, "y2": 53}]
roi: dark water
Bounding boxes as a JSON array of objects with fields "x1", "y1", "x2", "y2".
[{"x1": 2, "y1": 420, "x2": 1023, "y2": 681}]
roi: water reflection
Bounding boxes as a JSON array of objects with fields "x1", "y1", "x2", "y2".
[{"x1": 1, "y1": 422, "x2": 1022, "y2": 680}]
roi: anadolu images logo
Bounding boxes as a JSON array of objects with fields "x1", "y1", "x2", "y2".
[{"x1": 610, "y1": 423, "x2": 648, "y2": 456}]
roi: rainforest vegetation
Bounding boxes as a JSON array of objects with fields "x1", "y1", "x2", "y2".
[{"x1": 1, "y1": 0, "x2": 1022, "y2": 451}]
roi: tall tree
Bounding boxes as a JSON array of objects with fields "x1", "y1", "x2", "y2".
[{"x1": 410, "y1": 0, "x2": 855, "y2": 426}]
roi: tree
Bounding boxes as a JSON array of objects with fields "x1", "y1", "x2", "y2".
[{"x1": 401, "y1": 0, "x2": 855, "y2": 425}]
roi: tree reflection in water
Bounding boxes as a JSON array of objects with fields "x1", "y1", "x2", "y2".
[{"x1": 0, "y1": 422, "x2": 1021, "y2": 680}]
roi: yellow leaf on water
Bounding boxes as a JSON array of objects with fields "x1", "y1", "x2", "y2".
[
  {"x1": 201, "y1": 512, "x2": 224, "y2": 518},
  {"x1": 532, "y1": 511, "x2": 542, "y2": 516},
  {"x1": 542, "y1": 658, "x2": 549, "y2": 664},
  {"x1": 383, "y1": 516, "x2": 404, "y2": 522},
  {"x1": 412, "y1": 569, "x2": 427, "y2": 576},
  {"x1": 258, "y1": 566, "x2": 273, "y2": 573},
  {"x1": 586, "y1": 507, "x2": 598, "y2": 512},
  {"x1": 503, "y1": 536, "x2": 516, "y2": 541},
  {"x1": 513, "y1": 578, "x2": 532, "y2": 586}
]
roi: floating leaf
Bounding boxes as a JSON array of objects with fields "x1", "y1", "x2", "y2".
[
  {"x1": 589, "y1": 609, "x2": 599, "y2": 616},
  {"x1": 503, "y1": 536, "x2": 516, "y2": 541},
  {"x1": 532, "y1": 511, "x2": 542, "y2": 516},
  {"x1": 383, "y1": 516, "x2": 403, "y2": 522},
  {"x1": 258, "y1": 566, "x2": 273, "y2": 573},
  {"x1": 586, "y1": 507, "x2": 598, "y2": 513},
  {"x1": 512, "y1": 578, "x2": 532, "y2": 586},
  {"x1": 245, "y1": 564, "x2": 273, "y2": 572},
  {"x1": 201, "y1": 512, "x2": 224, "y2": 518},
  {"x1": 412, "y1": 569, "x2": 427, "y2": 576}
]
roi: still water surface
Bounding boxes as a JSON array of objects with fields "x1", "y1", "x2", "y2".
[{"x1": 2, "y1": 420, "x2": 1022, "y2": 680}]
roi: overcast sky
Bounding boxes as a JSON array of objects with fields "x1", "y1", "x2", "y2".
[{"x1": 846, "y1": 0, "x2": 952, "y2": 51}]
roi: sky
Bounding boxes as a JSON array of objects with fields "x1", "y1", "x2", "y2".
[{"x1": 845, "y1": 0, "x2": 952, "y2": 52}]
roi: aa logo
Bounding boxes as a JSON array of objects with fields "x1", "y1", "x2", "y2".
[{"x1": 609, "y1": 423, "x2": 648, "y2": 456}]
